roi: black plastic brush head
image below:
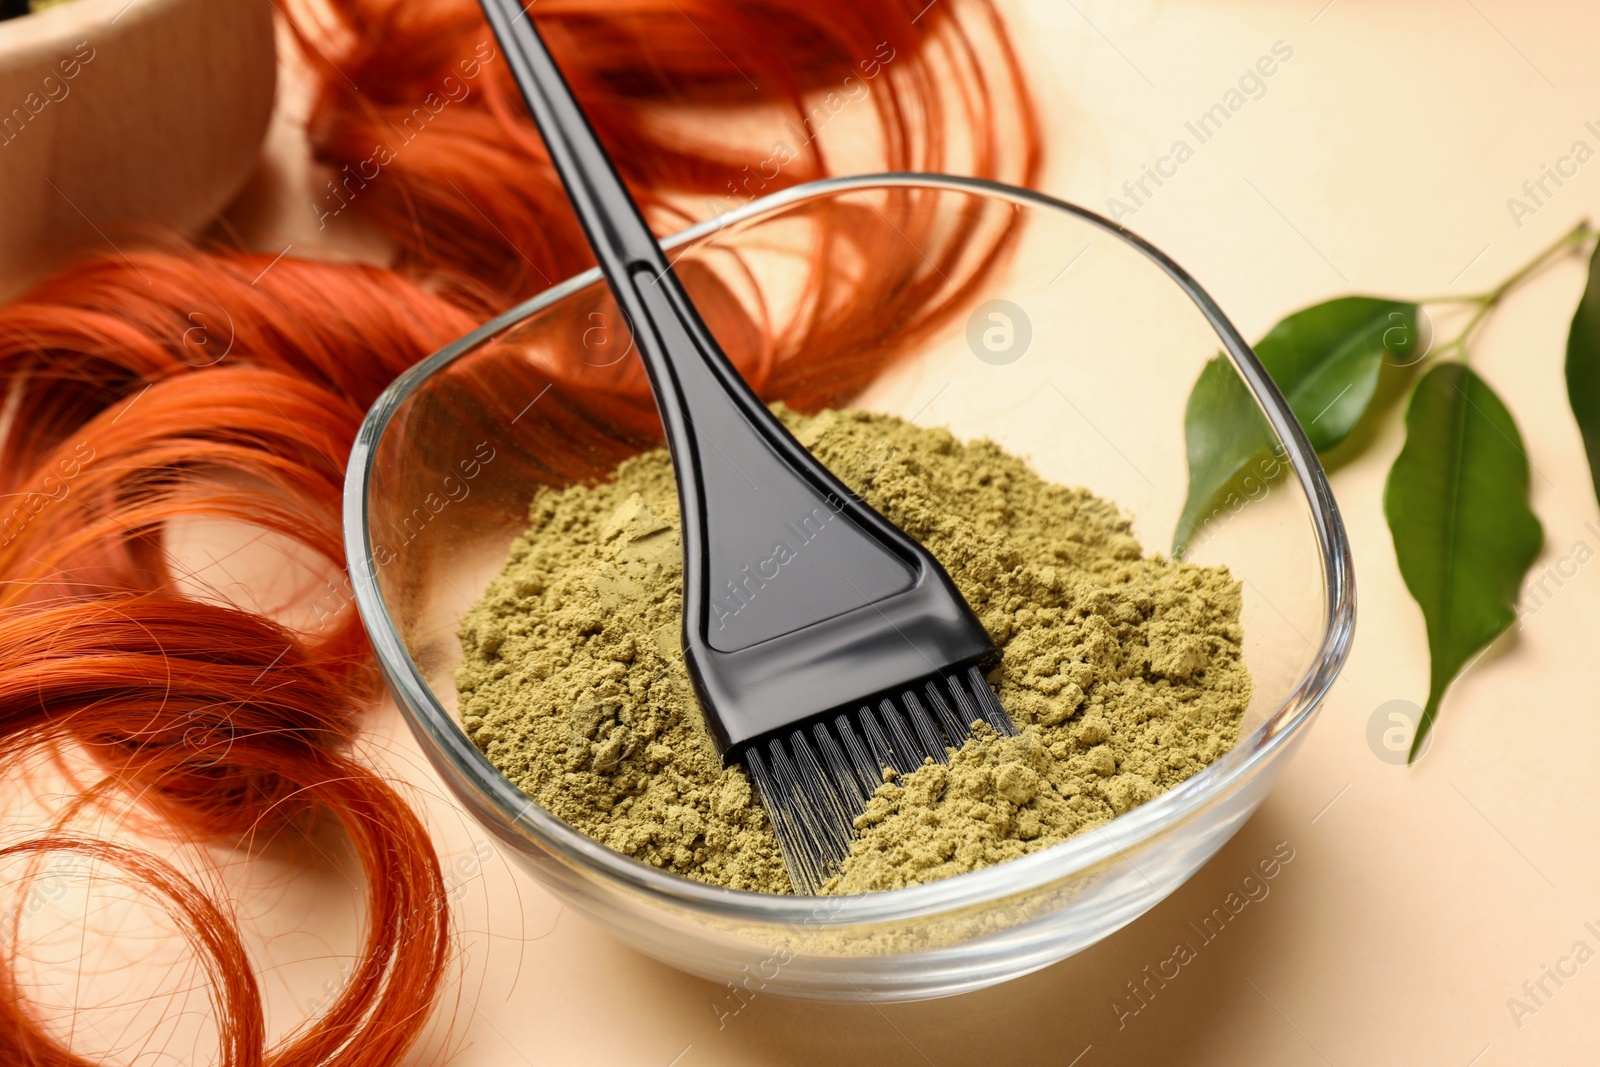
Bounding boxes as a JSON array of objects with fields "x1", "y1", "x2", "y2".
[
  {"x1": 478, "y1": 0, "x2": 1016, "y2": 895},
  {"x1": 658, "y1": 319, "x2": 1018, "y2": 891},
  {"x1": 743, "y1": 666, "x2": 1014, "y2": 894}
]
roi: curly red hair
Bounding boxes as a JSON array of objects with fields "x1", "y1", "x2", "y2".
[{"x1": 0, "y1": 1, "x2": 1039, "y2": 1061}]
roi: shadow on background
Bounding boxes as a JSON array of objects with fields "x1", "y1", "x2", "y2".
[{"x1": 608, "y1": 797, "x2": 1326, "y2": 1066}]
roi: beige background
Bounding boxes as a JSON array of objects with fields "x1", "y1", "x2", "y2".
[
  {"x1": 40, "y1": 1, "x2": 1600, "y2": 1064},
  {"x1": 404, "y1": 3, "x2": 1600, "y2": 1063},
  {"x1": 312, "y1": 3, "x2": 1600, "y2": 1065}
]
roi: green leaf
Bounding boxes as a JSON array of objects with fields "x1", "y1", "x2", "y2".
[
  {"x1": 1566, "y1": 240, "x2": 1600, "y2": 509},
  {"x1": 1383, "y1": 363, "x2": 1543, "y2": 761},
  {"x1": 1255, "y1": 296, "x2": 1422, "y2": 450},
  {"x1": 1173, "y1": 297, "x2": 1421, "y2": 556},
  {"x1": 1171, "y1": 356, "x2": 1278, "y2": 557}
]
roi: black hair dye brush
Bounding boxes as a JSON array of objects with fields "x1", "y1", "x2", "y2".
[{"x1": 479, "y1": 0, "x2": 1015, "y2": 894}]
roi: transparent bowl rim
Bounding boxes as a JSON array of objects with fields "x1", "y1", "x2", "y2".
[{"x1": 344, "y1": 172, "x2": 1356, "y2": 926}]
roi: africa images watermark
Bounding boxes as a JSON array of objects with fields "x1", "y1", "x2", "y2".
[
  {"x1": 966, "y1": 299, "x2": 1033, "y2": 366},
  {"x1": 1106, "y1": 40, "x2": 1295, "y2": 223},
  {"x1": 700, "y1": 40, "x2": 899, "y2": 217},
  {"x1": 444, "y1": 837, "x2": 496, "y2": 904},
  {"x1": 312, "y1": 40, "x2": 499, "y2": 229},
  {"x1": 1367, "y1": 698, "x2": 1432, "y2": 765},
  {"x1": 307, "y1": 440, "x2": 497, "y2": 630},
  {"x1": 0, "y1": 441, "x2": 95, "y2": 549},
  {"x1": 1505, "y1": 920, "x2": 1600, "y2": 1030},
  {"x1": 1505, "y1": 120, "x2": 1600, "y2": 230},
  {"x1": 711, "y1": 896, "x2": 845, "y2": 1029},
  {"x1": 1182, "y1": 443, "x2": 1289, "y2": 557},
  {"x1": 1515, "y1": 519, "x2": 1599, "y2": 628},
  {"x1": 0, "y1": 40, "x2": 96, "y2": 148},
  {"x1": 1110, "y1": 840, "x2": 1297, "y2": 1029},
  {"x1": 710, "y1": 492, "x2": 848, "y2": 634},
  {"x1": 710, "y1": 436, "x2": 900, "y2": 638},
  {"x1": 0, "y1": 855, "x2": 89, "y2": 947}
]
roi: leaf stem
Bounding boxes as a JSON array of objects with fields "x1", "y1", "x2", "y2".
[{"x1": 1419, "y1": 221, "x2": 1598, "y2": 364}]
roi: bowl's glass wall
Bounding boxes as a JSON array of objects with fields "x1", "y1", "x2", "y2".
[{"x1": 353, "y1": 178, "x2": 1344, "y2": 1000}]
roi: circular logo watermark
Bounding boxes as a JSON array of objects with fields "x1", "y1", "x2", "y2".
[
  {"x1": 1367, "y1": 698, "x2": 1432, "y2": 765},
  {"x1": 1380, "y1": 306, "x2": 1433, "y2": 367},
  {"x1": 179, "y1": 301, "x2": 235, "y2": 368},
  {"x1": 577, "y1": 310, "x2": 635, "y2": 368},
  {"x1": 966, "y1": 299, "x2": 1032, "y2": 365}
]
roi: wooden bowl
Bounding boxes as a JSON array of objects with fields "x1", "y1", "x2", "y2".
[{"x1": 0, "y1": 0, "x2": 276, "y2": 292}]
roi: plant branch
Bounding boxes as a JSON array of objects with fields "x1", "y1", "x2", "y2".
[{"x1": 1419, "y1": 220, "x2": 1597, "y2": 364}]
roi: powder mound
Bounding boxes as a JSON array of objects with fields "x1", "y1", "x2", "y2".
[{"x1": 456, "y1": 407, "x2": 1251, "y2": 896}]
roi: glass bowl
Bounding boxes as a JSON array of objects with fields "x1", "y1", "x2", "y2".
[{"x1": 344, "y1": 174, "x2": 1354, "y2": 1002}]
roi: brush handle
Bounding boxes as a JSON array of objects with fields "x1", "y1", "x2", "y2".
[
  {"x1": 478, "y1": 3, "x2": 670, "y2": 286},
  {"x1": 479, "y1": 0, "x2": 758, "y2": 459},
  {"x1": 479, "y1": 0, "x2": 916, "y2": 634},
  {"x1": 477, "y1": 0, "x2": 788, "y2": 553},
  {"x1": 478, "y1": 1, "x2": 995, "y2": 756}
]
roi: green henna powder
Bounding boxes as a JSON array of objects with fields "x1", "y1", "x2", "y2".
[{"x1": 455, "y1": 407, "x2": 1251, "y2": 896}]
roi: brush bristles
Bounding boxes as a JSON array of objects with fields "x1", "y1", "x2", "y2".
[{"x1": 744, "y1": 665, "x2": 1013, "y2": 895}]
